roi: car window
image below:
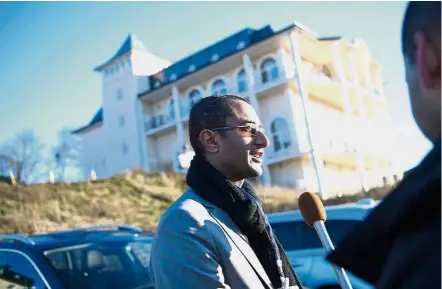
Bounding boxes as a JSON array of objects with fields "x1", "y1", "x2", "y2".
[
  {"x1": 271, "y1": 220, "x2": 361, "y2": 251},
  {"x1": 44, "y1": 240, "x2": 153, "y2": 289},
  {"x1": 0, "y1": 250, "x2": 48, "y2": 289}
]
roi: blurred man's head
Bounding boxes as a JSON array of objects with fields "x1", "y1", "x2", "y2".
[
  {"x1": 189, "y1": 95, "x2": 270, "y2": 183},
  {"x1": 402, "y1": 1, "x2": 441, "y2": 143}
]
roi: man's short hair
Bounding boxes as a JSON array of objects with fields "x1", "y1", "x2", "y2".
[
  {"x1": 188, "y1": 94, "x2": 249, "y2": 156},
  {"x1": 401, "y1": 1, "x2": 441, "y2": 64}
]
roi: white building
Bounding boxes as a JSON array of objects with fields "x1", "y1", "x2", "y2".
[{"x1": 73, "y1": 23, "x2": 401, "y2": 199}]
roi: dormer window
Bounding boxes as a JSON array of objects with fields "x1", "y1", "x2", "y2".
[
  {"x1": 188, "y1": 65, "x2": 196, "y2": 72},
  {"x1": 170, "y1": 73, "x2": 177, "y2": 81},
  {"x1": 211, "y1": 54, "x2": 219, "y2": 62},
  {"x1": 236, "y1": 41, "x2": 245, "y2": 50}
]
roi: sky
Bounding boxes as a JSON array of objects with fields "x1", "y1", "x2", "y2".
[{"x1": 0, "y1": 1, "x2": 434, "y2": 173}]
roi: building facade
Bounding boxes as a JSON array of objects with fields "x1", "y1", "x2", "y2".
[{"x1": 73, "y1": 23, "x2": 401, "y2": 199}]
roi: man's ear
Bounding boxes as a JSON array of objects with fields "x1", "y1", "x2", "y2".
[
  {"x1": 199, "y1": 129, "x2": 219, "y2": 153},
  {"x1": 415, "y1": 32, "x2": 441, "y2": 90}
]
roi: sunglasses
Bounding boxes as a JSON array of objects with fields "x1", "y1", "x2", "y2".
[{"x1": 211, "y1": 124, "x2": 264, "y2": 137}]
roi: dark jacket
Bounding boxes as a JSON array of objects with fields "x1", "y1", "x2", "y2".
[{"x1": 327, "y1": 138, "x2": 441, "y2": 289}]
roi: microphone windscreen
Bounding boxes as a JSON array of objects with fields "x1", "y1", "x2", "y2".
[{"x1": 298, "y1": 192, "x2": 326, "y2": 226}]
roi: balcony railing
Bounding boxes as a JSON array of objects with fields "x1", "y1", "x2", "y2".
[{"x1": 144, "y1": 114, "x2": 174, "y2": 131}]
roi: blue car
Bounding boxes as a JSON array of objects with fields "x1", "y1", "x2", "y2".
[
  {"x1": 0, "y1": 224, "x2": 154, "y2": 289},
  {"x1": 268, "y1": 198, "x2": 379, "y2": 289}
]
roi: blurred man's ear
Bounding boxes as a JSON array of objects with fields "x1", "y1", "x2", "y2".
[
  {"x1": 199, "y1": 130, "x2": 219, "y2": 154},
  {"x1": 414, "y1": 32, "x2": 441, "y2": 90}
]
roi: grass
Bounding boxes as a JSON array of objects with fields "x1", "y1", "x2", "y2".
[{"x1": 0, "y1": 169, "x2": 394, "y2": 235}]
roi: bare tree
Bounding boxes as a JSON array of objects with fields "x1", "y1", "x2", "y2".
[
  {"x1": 0, "y1": 154, "x2": 10, "y2": 177},
  {"x1": 0, "y1": 130, "x2": 45, "y2": 183},
  {"x1": 52, "y1": 128, "x2": 81, "y2": 181}
]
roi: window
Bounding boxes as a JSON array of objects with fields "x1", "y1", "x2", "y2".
[
  {"x1": 188, "y1": 65, "x2": 196, "y2": 72},
  {"x1": 322, "y1": 65, "x2": 332, "y2": 78},
  {"x1": 168, "y1": 99, "x2": 175, "y2": 121},
  {"x1": 122, "y1": 143, "x2": 128, "y2": 155},
  {"x1": 271, "y1": 220, "x2": 361, "y2": 251},
  {"x1": 211, "y1": 79, "x2": 227, "y2": 95},
  {"x1": 270, "y1": 118, "x2": 291, "y2": 152},
  {"x1": 260, "y1": 58, "x2": 279, "y2": 84},
  {"x1": 116, "y1": 89, "x2": 123, "y2": 101},
  {"x1": 119, "y1": 115, "x2": 125, "y2": 127},
  {"x1": 0, "y1": 250, "x2": 47, "y2": 288},
  {"x1": 43, "y1": 240, "x2": 154, "y2": 289},
  {"x1": 237, "y1": 69, "x2": 247, "y2": 93},
  {"x1": 211, "y1": 54, "x2": 219, "y2": 62},
  {"x1": 188, "y1": 89, "x2": 201, "y2": 107}
]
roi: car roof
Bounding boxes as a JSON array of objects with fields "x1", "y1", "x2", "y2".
[
  {"x1": 267, "y1": 198, "x2": 381, "y2": 224},
  {"x1": 0, "y1": 225, "x2": 154, "y2": 251},
  {"x1": 30, "y1": 231, "x2": 154, "y2": 251}
]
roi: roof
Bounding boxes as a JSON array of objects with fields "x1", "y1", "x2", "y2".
[
  {"x1": 30, "y1": 230, "x2": 154, "y2": 251},
  {"x1": 94, "y1": 34, "x2": 146, "y2": 72},
  {"x1": 140, "y1": 24, "x2": 294, "y2": 97},
  {"x1": 72, "y1": 108, "x2": 103, "y2": 134}
]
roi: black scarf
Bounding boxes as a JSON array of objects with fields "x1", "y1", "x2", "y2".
[{"x1": 186, "y1": 155, "x2": 303, "y2": 289}]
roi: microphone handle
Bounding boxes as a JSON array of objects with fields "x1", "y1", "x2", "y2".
[{"x1": 313, "y1": 221, "x2": 354, "y2": 289}]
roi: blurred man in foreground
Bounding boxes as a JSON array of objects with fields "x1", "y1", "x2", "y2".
[
  {"x1": 149, "y1": 95, "x2": 302, "y2": 289},
  {"x1": 327, "y1": 2, "x2": 441, "y2": 289}
]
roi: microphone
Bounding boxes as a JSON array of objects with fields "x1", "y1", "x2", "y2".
[{"x1": 298, "y1": 192, "x2": 353, "y2": 289}]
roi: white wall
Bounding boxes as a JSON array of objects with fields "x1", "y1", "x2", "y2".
[
  {"x1": 151, "y1": 131, "x2": 177, "y2": 171},
  {"x1": 101, "y1": 58, "x2": 144, "y2": 177},
  {"x1": 268, "y1": 158, "x2": 305, "y2": 189},
  {"x1": 79, "y1": 126, "x2": 108, "y2": 178}
]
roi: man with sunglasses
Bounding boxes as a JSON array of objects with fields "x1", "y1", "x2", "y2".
[{"x1": 149, "y1": 95, "x2": 303, "y2": 289}]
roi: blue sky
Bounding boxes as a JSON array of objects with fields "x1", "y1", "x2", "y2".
[{"x1": 0, "y1": 1, "x2": 433, "y2": 172}]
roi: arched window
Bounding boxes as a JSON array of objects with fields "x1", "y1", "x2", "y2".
[
  {"x1": 168, "y1": 99, "x2": 175, "y2": 121},
  {"x1": 188, "y1": 89, "x2": 201, "y2": 107},
  {"x1": 237, "y1": 69, "x2": 247, "y2": 93},
  {"x1": 211, "y1": 79, "x2": 227, "y2": 95},
  {"x1": 260, "y1": 58, "x2": 279, "y2": 84},
  {"x1": 271, "y1": 118, "x2": 291, "y2": 152},
  {"x1": 322, "y1": 65, "x2": 332, "y2": 78}
]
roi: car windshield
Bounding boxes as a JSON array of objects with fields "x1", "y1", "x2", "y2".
[{"x1": 43, "y1": 239, "x2": 153, "y2": 289}]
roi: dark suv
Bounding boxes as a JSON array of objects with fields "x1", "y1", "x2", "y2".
[{"x1": 0, "y1": 224, "x2": 154, "y2": 289}]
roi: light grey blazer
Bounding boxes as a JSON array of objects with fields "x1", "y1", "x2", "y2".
[{"x1": 148, "y1": 189, "x2": 279, "y2": 289}]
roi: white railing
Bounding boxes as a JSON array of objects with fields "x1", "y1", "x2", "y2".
[{"x1": 144, "y1": 113, "x2": 174, "y2": 131}]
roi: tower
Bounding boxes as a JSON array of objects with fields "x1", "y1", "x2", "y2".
[{"x1": 93, "y1": 34, "x2": 170, "y2": 176}]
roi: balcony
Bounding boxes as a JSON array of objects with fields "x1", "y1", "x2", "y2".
[{"x1": 144, "y1": 113, "x2": 176, "y2": 136}]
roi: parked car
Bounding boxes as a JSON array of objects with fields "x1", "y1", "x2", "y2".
[
  {"x1": 0, "y1": 224, "x2": 154, "y2": 289},
  {"x1": 268, "y1": 198, "x2": 380, "y2": 289}
]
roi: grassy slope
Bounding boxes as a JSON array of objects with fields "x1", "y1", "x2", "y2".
[{"x1": 0, "y1": 170, "x2": 393, "y2": 235}]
